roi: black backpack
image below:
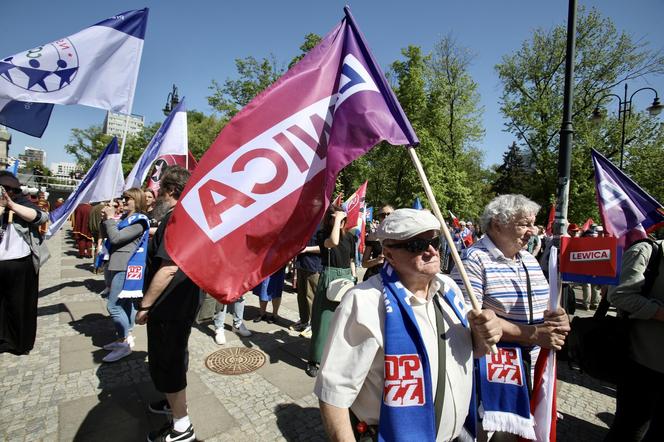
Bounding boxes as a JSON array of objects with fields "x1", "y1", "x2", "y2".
[{"x1": 566, "y1": 238, "x2": 662, "y2": 383}]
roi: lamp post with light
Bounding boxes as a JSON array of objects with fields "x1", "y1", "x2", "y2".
[
  {"x1": 162, "y1": 84, "x2": 180, "y2": 116},
  {"x1": 590, "y1": 83, "x2": 663, "y2": 170}
]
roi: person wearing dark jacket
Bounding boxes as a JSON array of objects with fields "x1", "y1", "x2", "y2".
[{"x1": 0, "y1": 171, "x2": 48, "y2": 355}]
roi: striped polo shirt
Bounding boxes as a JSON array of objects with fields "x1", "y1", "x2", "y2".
[{"x1": 451, "y1": 235, "x2": 550, "y2": 325}]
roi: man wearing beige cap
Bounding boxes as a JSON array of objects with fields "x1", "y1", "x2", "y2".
[{"x1": 315, "y1": 208, "x2": 502, "y2": 441}]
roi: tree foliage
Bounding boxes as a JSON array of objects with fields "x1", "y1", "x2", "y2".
[
  {"x1": 495, "y1": 6, "x2": 664, "y2": 222},
  {"x1": 207, "y1": 56, "x2": 282, "y2": 119}
]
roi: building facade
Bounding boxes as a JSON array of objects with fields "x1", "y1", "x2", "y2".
[
  {"x1": 50, "y1": 161, "x2": 79, "y2": 177},
  {"x1": 103, "y1": 111, "x2": 145, "y2": 138},
  {"x1": 18, "y1": 146, "x2": 46, "y2": 166}
]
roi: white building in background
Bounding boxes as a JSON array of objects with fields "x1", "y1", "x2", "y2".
[
  {"x1": 19, "y1": 146, "x2": 46, "y2": 165},
  {"x1": 50, "y1": 161, "x2": 79, "y2": 177},
  {"x1": 103, "y1": 111, "x2": 144, "y2": 138}
]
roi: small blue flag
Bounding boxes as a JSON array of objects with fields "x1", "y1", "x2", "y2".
[{"x1": 0, "y1": 99, "x2": 53, "y2": 137}]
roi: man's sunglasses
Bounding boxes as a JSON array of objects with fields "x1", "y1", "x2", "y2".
[{"x1": 386, "y1": 236, "x2": 441, "y2": 254}]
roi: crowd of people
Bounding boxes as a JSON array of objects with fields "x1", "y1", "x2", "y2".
[{"x1": 1, "y1": 165, "x2": 661, "y2": 441}]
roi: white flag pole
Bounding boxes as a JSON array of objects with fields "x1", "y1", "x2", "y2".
[{"x1": 407, "y1": 146, "x2": 497, "y2": 353}]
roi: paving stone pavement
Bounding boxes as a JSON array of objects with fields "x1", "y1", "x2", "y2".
[{"x1": 0, "y1": 227, "x2": 617, "y2": 441}]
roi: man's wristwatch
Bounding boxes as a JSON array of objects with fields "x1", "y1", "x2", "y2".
[{"x1": 137, "y1": 305, "x2": 152, "y2": 312}]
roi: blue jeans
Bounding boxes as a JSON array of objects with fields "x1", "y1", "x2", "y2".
[
  {"x1": 213, "y1": 295, "x2": 246, "y2": 330},
  {"x1": 105, "y1": 270, "x2": 136, "y2": 340}
]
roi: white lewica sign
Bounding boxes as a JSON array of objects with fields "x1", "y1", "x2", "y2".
[{"x1": 570, "y1": 249, "x2": 611, "y2": 262}]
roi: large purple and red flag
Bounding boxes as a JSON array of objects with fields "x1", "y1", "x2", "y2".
[
  {"x1": 165, "y1": 8, "x2": 418, "y2": 301},
  {"x1": 592, "y1": 149, "x2": 664, "y2": 248}
]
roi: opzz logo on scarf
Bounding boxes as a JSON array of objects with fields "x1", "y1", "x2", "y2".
[
  {"x1": 485, "y1": 348, "x2": 524, "y2": 386},
  {"x1": 126, "y1": 265, "x2": 143, "y2": 280},
  {"x1": 383, "y1": 354, "x2": 425, "y2": 406}
]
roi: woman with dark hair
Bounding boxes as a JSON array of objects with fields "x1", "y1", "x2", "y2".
[
  {"x1": 306, "y1": 204, "x2": 356, "y2": 377},
  {"x1": 99, "y1": 187, "x2": 150, "y2": 362},
  {"x1": 0, "y1": 171, "x2": 48, "y2": 355}
]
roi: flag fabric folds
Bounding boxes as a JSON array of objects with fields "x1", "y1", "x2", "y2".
[
  {"x1": 449, "y1": 210, "x2": 460, "y2": 228},
  {"x1": 146, "y1": 151, "x2": 197, "y2": 193},
  {"x1": 0, "y1": 98, "x2": 53, "y2": 137},
  {"x1": 46, "y1": 137, "x2": 124, "y2": 238},
  {"x1": 6, "y1": 159, "x2": 19, "y2": 176},
  {"x1": 0, "y1": 9, "x2": 148, "y2": 114},
  {"x1": 165, "y1": 7, "x2": 418, "y2": 301},
  {"x1": 529, "y1": 246, "x2": 559, "y2": 441},
  {"x1": 344, "y1": 180, "x2": 367, "y2": 233},
  {"x1": 124, "y1": 99, "x2": 188, "y2": 190},
  {"x1": 545, "y1": 204, "x2": 555, "y2": 236},
  {"x1": 592, "y1": 149, "x2": 664, "y2": 246}
]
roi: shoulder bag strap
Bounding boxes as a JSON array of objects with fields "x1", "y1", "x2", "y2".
[
  {"x1": 432, "y1": 294, "x2": 448, "y2": 435},
  {"x1": 521, "y1": 259, "x2": 534, "y2": 325}
]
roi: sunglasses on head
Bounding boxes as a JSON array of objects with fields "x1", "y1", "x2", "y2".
[{"x1": 387, "y1": 236, "x2": 441, "y2": 253}]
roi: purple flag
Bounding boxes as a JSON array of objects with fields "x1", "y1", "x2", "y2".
[
  {"x1": 165, "y1": 7, "x2": 418, "y2": 300},
  {"x1": 592, "y1": 149, "x2": 664, "y2": 246}
]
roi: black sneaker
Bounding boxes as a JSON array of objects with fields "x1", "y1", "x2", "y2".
[
  {"x1": 148, "y1": 399, "x2": 172, "y2": 415},
  {"x1": 147, "y1": 422, "x2": 195, "y2": 442}
]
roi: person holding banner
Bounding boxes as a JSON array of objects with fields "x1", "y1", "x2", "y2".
[
  {"x1": 306, "y1": 204, "x2": 356, "y2": 378},
  {"x1": 99, "y1": 188, "x2": 148, "y2": 363},
  {"x1": 451, "y1": 194, "x2": 570, "y2": 441},
  {"x1": 315, "y1": 208, "x2": 502, "y2": 441},
  {"x1": 0, "y1": 171, "x2": 48, "y2": 355}
]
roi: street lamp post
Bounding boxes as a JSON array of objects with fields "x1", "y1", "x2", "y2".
[
  {"x1": 162, "y1": 84, "x2": 180, "y2": 116},
  {"x1": 590, "y1": 83, "x2": 663, "y2": 169}
]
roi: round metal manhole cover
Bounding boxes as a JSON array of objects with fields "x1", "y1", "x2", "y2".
[{"x1": 205, "y1": 347, "x2": 266, "y2": 375}]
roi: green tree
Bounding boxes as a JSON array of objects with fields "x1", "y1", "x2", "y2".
[
  {"x1": 64, "y1": 125, "x2": 113, "y2": 171},
  {"x1": 492, "y1": 142, "x2": 531, "y2": 195},
  {"x1": 288, "y1": 33, "x2": 322, "y2": 69},
  {"x1": 495, "y1": 7, "x2": 664, "y2": 220},
  {"x1": 207, "y1": 56, "x2": 282, "y2": 119},
  {"x1": 187, "y1": 110, "x2": 224, "y2": 159}
]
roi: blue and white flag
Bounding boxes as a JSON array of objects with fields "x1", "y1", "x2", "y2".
[
  {"x1": 46, "y1": 137, "x2": 124, "y2": 239},
  {"x1": 124, "y1": 98, "x2": 187, "y2": 189},
  {"x1": 0, "y1": 98, "x2": 53, "y2": 137},
  {"x1": 0, "y1": 9, "x2": 148, "y2": 114},
  {"x1": 5, "y1": 159, "x2": 19, "y2": 176}
]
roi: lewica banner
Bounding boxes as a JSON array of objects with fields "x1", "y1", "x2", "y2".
[{"x1": 560, "y1": 236, "x2": 622, "y2": 285}]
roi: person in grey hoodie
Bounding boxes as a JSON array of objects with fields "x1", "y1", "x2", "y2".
[{"x1": 99, "y1": 187, "x2": 148, "y2": 362}]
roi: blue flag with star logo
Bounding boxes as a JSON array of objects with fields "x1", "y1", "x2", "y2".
[
  {"x1": 0, "y1": 98, "x2": 53, "y2": 137},
  {"x1": 0, "y1": 9, "x2": 148, "y2": 114}
]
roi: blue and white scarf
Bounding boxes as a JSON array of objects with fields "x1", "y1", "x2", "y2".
[
  {"x1": 379, "y1": 264, "x2": 471, "y2": 442},
  {"x1": 477, "y1": 343, "x2": 535, "y2": 439},
  {"x1": 99, "y1": 213, "x2": 150, "y2": 299}
]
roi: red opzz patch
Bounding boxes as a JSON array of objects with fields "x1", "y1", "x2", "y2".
[
  {"x1": 486, "y1": 348, "x2": 523, "y2": 386},
  {"x1": 383, "y1": 354, "x2": 425, "y2": 406},
  {"x1": 126, "y1": 265, "x2": 143, "y2": 280}
]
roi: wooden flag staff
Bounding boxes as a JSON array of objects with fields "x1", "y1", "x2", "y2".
[{"x1": 407, "y1": 147, "x2": 498, "y2": 354}]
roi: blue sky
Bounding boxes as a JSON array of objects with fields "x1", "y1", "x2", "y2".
[{"x1": 2, "y1": 0, "x2": 663, "y2": 168}]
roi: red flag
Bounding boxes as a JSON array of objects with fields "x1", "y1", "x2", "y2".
[
  {"x1": 344, "y1": 181, "x2": 367, "y2": 253},
  {"x1": 147, "y1": 151, "x2": 197, "y2": 193},
  {"x1": 332, "y1": 193, "x2": 343, "y2": 207},
  {"x1": 527, "y1": 348, "x2": 557, "y2": 442},
  {"x1": 344, "y1": 181, "x2": 367, "y2": 231},
  {"x1": 462, "y1": 233, "x2": 474, "y2": 248},
  {"x1": 581, "y1": 218, "x2": 594, "y2": 233},
  {"x1": 449, "y1": 210, "x2": 460, "y2": 228},
  {"x1": 164, "y1": 9, "x2": 417, "y2": 301},
  {"x1": 545, "y1": 204, "x2": 555, "y2": 235}
]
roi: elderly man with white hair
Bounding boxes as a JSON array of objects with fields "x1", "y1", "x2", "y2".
[
  {"x1": 451, "y1": 194, "x2": 570, "y2": 441},
  {"x1": 315, "y1": 208, "x2": 502, "y2": 442}
]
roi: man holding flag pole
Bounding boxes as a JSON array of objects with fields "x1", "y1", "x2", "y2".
[{"x1": 161, "y1": 5, "x2": 497, "y2": 440}]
